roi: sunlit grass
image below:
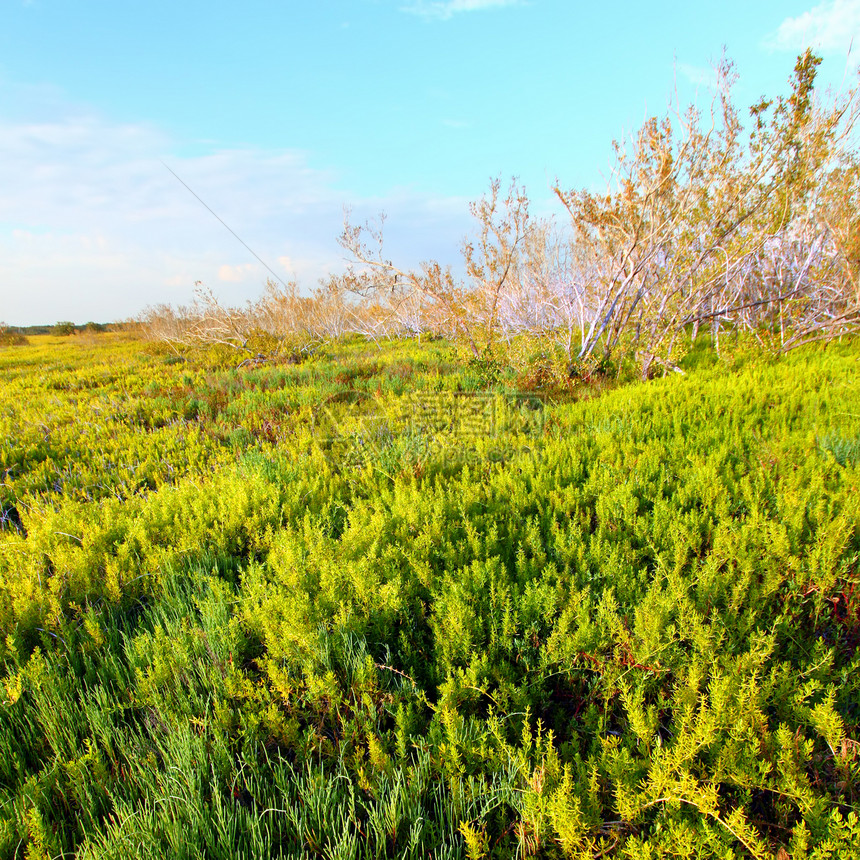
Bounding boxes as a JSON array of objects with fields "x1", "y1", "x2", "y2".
[{"x1": 1, "y1": 333, "x2": 859, "y2": 857}]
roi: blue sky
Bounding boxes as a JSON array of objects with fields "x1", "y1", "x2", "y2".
[{"x1": 1, "y1": 0, "x2": 858, "y2": 324}]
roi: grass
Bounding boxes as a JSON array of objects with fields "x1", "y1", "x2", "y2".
[{"x1": 0, "y1": 332, "x2": 859, "y2": 858}]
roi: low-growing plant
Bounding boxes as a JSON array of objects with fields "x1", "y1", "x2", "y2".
[{"x1": 1, "y1": 333, "x2": 859, "y2": 856}]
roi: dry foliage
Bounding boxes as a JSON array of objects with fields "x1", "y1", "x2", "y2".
[
  {"x1": 0, "y1": 324, "x2": 28, "y2": 347},
  {"x1": 142, "y1": 52, "x2": 860, "y2": 377}
]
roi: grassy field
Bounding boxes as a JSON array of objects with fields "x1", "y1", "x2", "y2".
[{"x1": 0, "y1": 333, "x2": 859, "y2": 858}]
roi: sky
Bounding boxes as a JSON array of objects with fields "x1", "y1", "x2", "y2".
[{"x1": 1, "y1": 0, "x2": 859, "y2": 325}]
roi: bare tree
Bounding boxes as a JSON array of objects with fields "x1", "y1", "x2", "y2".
[
  {"x1": 552, "y1": 51, "x2": 860, "y2": 377},
  {"x1": 141, "y1": 52, "x2": 859, "y2": 377}
]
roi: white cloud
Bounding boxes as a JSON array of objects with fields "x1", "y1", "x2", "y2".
[
  {"x1": 0, "y1": 93, "x2": 471, "y2": 325},
  {"x1": 218, "y1": 263, "x2": 257, "y2": 283},
  {"x1": 677, "y1": 63, "x2": 718, "y2": 90},
  {"x1": 401, "y1": 0, "x2": 522, "y2": 22},
  {"x1": 765, "y1": 0, "x2": 860, "y2": 55}
]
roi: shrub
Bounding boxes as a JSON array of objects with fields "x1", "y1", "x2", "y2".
[{"x1": 0, "y1": 324, "x2": 28, "y2": 346}]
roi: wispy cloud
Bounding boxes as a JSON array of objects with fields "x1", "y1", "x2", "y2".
[
  {"x1": 401, "y1": 0, "x2": 522, "y2": 22},
  {"x1": 765, "y1": 0, "x2": 860, "y2": 55},
  {"x1": 217, "y1": 263, "x2": 257, "y2": 283},
  {"x1": 0, "y1": 93, "x2": 471, "y2": 325},
  {"x1": 676, "y1": 62, "x2": 718, "y2": 90}
]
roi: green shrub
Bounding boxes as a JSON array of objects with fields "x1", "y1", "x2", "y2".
[{"x1": 1, "y1": 333, "x2": 859, "y2": 857}]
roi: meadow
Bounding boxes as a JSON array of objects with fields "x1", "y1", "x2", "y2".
[{"x1": 0, "y1": 330, "x2": 858, "y2": 858}]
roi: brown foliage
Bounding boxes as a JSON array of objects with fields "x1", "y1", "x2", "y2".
[
  {"x1": 142, "y1": 52, "x2": 860, "y2": 377},
  {"x1": 0, "y1": 325, "x2": 28, "y2": 347}
]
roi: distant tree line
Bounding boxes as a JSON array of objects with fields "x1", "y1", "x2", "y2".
[{"x1": 0, "y1": 321, "x2": 116, "y2": 344}]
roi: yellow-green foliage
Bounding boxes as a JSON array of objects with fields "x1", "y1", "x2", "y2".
[{"x1": 0, "y1": 332, "x2": 858, "y2": 858}]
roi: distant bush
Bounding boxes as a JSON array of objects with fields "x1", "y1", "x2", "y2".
[
  {"x1": 0, "y1": 324, "x2": 28, "y2": 346},
  {"x1": 53, "y1": 321, "x2": 76, "y2": 336}
]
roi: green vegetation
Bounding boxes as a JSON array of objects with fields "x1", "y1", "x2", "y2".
[
  {"x1": 1, "y1": 331, "x2": 858, "y2": 858},
  {"x1": 3, "y1": 47, "x2": 858, "y2": 860}
]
